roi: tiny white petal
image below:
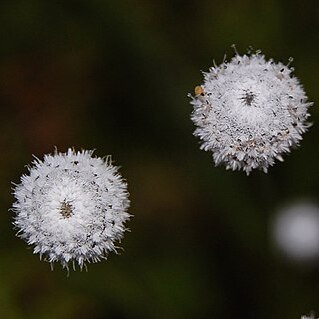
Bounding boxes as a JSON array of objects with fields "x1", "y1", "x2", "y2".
[
  {"x1": 12, "y1": 149, "x2": 131, "y2": 270},
  {"x1": 190, "y1": 49, "x2": 313, "y2": 175}
]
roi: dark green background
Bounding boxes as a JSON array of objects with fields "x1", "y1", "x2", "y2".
[{"x1": 0, "y1": 0, "x2": 318, "y2": 318}]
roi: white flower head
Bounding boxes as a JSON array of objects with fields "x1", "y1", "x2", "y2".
[
  {"x1": 272, "y1": 201, "x2": 319, "y2": 261},
  {"x1": 12, "y1": 149, "x2": 131, "y2": 270},
  {"x1": 190, "y1": 47, "x2": 313, "y2": 174}
]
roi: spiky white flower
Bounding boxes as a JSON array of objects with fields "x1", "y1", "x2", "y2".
[
  {"x1": 190, "y1": 48, "x2": 312, "y2": 174},
  {"x1": 12, "y1": 149, "x2": 130, "y2": 270}
]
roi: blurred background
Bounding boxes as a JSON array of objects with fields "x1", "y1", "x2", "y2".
[{"x1": 0, "y1": 0, "x2": 319, "y2": 318}]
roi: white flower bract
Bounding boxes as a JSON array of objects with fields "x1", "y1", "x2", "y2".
[
  {"x1": 190, "y1": 49, "x2": 312, "y2": 174},
  {"x1": 12, "y1": 149, "x2": 131, "y2": 270}
]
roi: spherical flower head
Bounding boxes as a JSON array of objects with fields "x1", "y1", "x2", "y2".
[
  {"x1": 12, "y1": 149, "x2": 131, "y2": 270},
  {"x1": 272, "y1": 201, "x2": 319, "y2": 261},
  {"x1": 190, "y1": 49, "x2": 313, "y2": 174}
]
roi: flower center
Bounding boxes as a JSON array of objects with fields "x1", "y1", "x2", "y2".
[
  {"x1": 59, "y1": 200, "x2": 73, "y2": 218},
  {"x1": 240, "y1": 90, "x2": 255, "y2": 106}
]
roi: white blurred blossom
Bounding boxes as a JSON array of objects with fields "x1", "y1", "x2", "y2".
[
  {"x1": 190, "y1": 48, "x2": 312, "y2": 174},
  {"x1": 12, "y1": 149, "x2": 131, "y2": 270},
  {"x1": 272, "y1": 201, "x2": 319, "y2": 261}
]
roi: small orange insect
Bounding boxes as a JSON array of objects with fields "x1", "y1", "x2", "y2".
[{"x1": 194, "y1": 85, "x2": 205, "y2": 96}]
